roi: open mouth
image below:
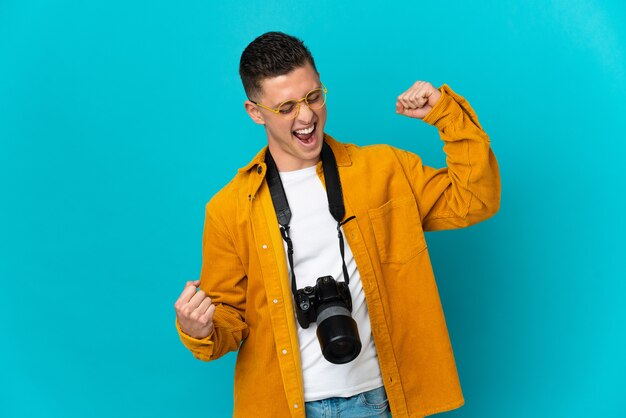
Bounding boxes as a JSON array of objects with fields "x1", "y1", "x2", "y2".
[{"x1": 292, "y1": 123, "x2": 317, "y2": 145}]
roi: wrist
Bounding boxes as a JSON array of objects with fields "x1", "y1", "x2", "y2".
[{"x1": 422, "y1": 85, "x2": 456, "y2": 127}]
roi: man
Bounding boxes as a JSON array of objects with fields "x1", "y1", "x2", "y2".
[{"x1": 174, "y1": 32, "x2": 500, "y2": 418}]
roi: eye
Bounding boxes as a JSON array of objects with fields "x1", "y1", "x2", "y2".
[
  {"x1": 278, "y1": 101, "x2": 296, "y2": 114},
  {"x1": 306, "y1": 90, "x2": 322, "y2": 103}
]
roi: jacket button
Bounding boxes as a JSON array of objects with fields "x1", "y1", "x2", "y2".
[{"x1": 257, "y1": 166, "x2": 263, "y2": 174}]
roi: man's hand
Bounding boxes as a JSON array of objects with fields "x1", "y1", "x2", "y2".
[
  {"x1": 174, "y1": 279, "x2": 216, "y2": 339},
  {"x1": 396, "y1": 81, "x2": 441, "y2": 119}
]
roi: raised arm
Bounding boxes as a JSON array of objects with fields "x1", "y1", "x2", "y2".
[{"x1": 395, "y1": 82, "x2": 501, "y2": 231}]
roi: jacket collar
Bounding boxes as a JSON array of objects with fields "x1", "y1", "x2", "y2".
[{"x1": 237, "y1": 133, "x2": 352, "y2": 174}]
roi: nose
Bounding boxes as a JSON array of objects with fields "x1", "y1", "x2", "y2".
[{"x1": 295, "y1": 102, "x2": 314, "y2": 124}]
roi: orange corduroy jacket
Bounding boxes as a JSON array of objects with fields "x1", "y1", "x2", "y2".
[{"x1": 175, "y1": 85, "x2": 501, "y2": 417}]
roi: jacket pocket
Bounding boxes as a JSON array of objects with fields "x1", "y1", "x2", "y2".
[{"x1": 368, "y1": 196, "x2": 427, "y2": 264}]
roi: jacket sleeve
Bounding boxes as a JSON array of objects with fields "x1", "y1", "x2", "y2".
[
  {"x1": 175, "y1": 198, "x2": 249, "y2": 361},
  {"x1": 393, "y1": 84, "x2": 501, "y2": 231}
]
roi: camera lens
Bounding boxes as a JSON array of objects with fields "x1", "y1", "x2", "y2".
[
  {"x1": 316, "y1": 306, "x2": 362, "y2": 364},
  {"x1": 329, "y1": 340, "x2": 353, "y2": 358}
]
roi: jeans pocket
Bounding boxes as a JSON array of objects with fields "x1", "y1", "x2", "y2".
[{"x1": 357, "y1": 386, "x2": 389, "y2": 410}]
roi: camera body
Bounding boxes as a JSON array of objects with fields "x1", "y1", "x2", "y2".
[
  {"x1": 296, "y1": 275, "x2": 352, "y2": 328},
  {"x1": 295, "y1": 275, "x2": 361, "y2": 364}
]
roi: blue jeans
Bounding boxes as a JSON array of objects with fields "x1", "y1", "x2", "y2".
[{"x1": 304, "y1": 386, "x2": 392, "y2": 417}]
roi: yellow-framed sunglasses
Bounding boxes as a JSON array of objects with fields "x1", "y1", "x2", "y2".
[{"x1": 250, "y1": 84, "x2": 328, "y2": 120}]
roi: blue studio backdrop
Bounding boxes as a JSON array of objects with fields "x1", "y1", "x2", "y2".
[{"x1": 1, "y1": 1, "x2": 625, "y2": 417}]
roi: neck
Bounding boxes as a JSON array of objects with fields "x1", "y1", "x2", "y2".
[{"x1": 266, "y1": 144, "x2": 321, "y2": 172}]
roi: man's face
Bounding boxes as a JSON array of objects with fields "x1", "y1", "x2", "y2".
[{"x1": 246, "y1": 63, "x2": 327, "y2": 172}]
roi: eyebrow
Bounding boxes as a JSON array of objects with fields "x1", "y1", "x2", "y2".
[{"x1": 270, "y1": 99, "x2": 291, "y2": 108}]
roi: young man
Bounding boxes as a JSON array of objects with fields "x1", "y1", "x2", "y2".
[{"x1": 174, "y1": 32, "x2": 500, "y2": 417}]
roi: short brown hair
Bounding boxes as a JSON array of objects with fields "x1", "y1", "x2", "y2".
[{"x1": 239, "y1": 32, "x2": 318, "y2": 100}]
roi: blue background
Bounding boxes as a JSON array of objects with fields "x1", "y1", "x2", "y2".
[{"x1": 1, "y1": 1, "x2": 625, "y2": 417}]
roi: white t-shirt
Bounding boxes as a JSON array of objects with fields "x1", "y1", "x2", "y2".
[{"x1": 278, "y1": 165, "x2": 384, "y2": 402}]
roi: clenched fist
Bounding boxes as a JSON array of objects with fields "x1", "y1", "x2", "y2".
[
  {"x1": 174, "y1": 279, "x2": 216, "y2": 339},
  {"x1": 396, "y1": 81, "x2": 441, "y2": 119}
]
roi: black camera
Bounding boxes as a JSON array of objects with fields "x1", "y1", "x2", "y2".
[{"x1": 295, "y1": 275, "x2": 362, "y2": 364}]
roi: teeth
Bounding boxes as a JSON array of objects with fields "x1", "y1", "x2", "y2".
[{"x1": 295, "y1": 125, "x2": 315, "y2": 135}]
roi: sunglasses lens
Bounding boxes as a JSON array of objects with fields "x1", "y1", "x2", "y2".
[
  {"x1": 277, "y1": 101, "x2": 298, "y2": 118},
  {"x1": 306, "y1": 88, "x2": 326, "y2": 110}
]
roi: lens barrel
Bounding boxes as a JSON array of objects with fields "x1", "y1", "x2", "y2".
[{"x1": 316, "y1": 305, "x2": 362, "y2": 364}]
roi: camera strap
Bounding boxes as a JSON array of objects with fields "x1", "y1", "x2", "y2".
[{"x1": 265, "y1": 141, "x2": 355, "y2": 301}]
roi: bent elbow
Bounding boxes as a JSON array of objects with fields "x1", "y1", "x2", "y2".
[{"x1": 477, "y1": 186, "x2": 501, "y2": 223}]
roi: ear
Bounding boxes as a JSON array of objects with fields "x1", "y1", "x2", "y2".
[{"x1": 244, "y1": 100, "x2": 265, "y2": 125}]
